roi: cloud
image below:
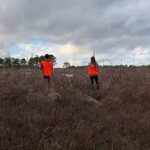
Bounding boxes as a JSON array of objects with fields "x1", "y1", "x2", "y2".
[
  {"x1": 59, "y1": 44, "x2": 80, "y2": 55},
  {"x1": 131, "y1": 47, "x2": 150, "y2": 64},
  {"x1": 0, "y1": 0, "x2": 150, "y2": 65},
  {"x1": 12, "y1": 42, "x2": 89, "y2": 67}
]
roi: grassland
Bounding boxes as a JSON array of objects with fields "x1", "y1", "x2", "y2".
[{"x1": 0, "y1": 67, "x2": 150, "y2": 150}]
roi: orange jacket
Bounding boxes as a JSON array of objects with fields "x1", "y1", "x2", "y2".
[
  {"x1": 40, "y1": 60, "x2": 53, "y2": 77},
  {"x1": 88, "y1": 63, "x2": 100, "y2": 76}
]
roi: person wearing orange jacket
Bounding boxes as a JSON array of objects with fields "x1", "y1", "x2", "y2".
[
  {"x1": 40, "y1": 54, "x2": 54, "y2": 88},
  {"x1": 88, "y1": 56, "x2": 100, "y2": 89}
]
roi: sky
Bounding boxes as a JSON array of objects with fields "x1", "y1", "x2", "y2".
[{"x1": 0, "y1": 0, "x2": 150, "y2": 67}]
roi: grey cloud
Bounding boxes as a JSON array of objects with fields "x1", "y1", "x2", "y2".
[{"x1": 0, "y1": 0, "x2": 150, "y2": 64}]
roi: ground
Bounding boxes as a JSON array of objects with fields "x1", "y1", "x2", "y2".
[{"x1": 0, "y1": 67, "x2": 150, "y2": 150}]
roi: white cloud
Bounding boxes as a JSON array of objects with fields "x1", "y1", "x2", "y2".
[
  {"x1": 18, "y1": 43, "x2": 38, "y2": 52},
  {"x1": 59, "y1": 44, "x2": 79, "y2": 55},
  {"x1": 131, "y1": 47, "x2": 150, "y2": 65}
]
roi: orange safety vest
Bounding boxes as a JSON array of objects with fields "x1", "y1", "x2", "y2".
[
  {"x1": 40, "y1": 60, "x2": 53, "y2": 77},
  {"x1": 88, "y1": 63, "x2": 100, "y2": 76}
]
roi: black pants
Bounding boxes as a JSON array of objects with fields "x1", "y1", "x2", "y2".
[
  {"x1": 43, "y1": 76, "x2": 52, "y2": 88},
  {"x1": 90, "y1": 75, "x2": 99, "y2": 89}
]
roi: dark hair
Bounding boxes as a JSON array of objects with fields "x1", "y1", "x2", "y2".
[
  {"x1": 45, "y1": 54, "x2": 49, "y2": 59},
  {"x1": 91, "y1": 56, "x2": 96, "y2": 66}
]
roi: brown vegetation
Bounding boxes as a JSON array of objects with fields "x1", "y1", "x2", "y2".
[{"x1": 0, "y1": 67, "x2": 150, "y2": 150}]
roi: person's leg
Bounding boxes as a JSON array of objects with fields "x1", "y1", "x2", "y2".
[
  {"x1": 47, "y1": 77, "x2": 52, "y2": 89},
  {"x1": 43, "y1": 76, "x2": 51, "y2": 89},
  {"x1": 43, "y1": 76, "x2": 48, "y2": 89},
  {"x1": 94, "y1": 75, "x2": 99, "y2": 89},
  {"x1": 45, "y1": 76, "x2": 52, "y2": 89},
  {"x1": 43, "y1": 76, "x2": 46, "y2": 83},
  {"x1": 90, "y1": 76, "x2": 94, "y2": 89}
]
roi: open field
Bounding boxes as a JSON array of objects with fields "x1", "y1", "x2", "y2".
[{"x1": 0, "y1": 67, "x2": 150, "y2": 150}]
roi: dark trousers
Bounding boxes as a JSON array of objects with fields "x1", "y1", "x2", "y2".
[
  {"x1": 43, "y1": 76, "x2": 52, "y2": 88},
  {"x1": 43, "y1": 75, "x2": 51, "y2": 82},
  {"x1": 90, "y1": 75, "x2": 99, "y2": 89}
]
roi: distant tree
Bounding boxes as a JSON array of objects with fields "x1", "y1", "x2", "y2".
[
  {"x1": 28, "y1": 55, "x2": 39, "y2": 66},
  {"x1": 28, "y1": 54, "x2": 56, "y2": 66},
  {"x1": 28, "y1": 57, "x2": 36, "y2": 66},
  {"x1": 0, "y1": 58, "x2": 4, "y2": 64},
  {"x1": 4, "y1": 57, "x2": 12, "y2": 67},
  {"x1": 34, "y1": 55, "x2": 40, "y2": 65},
  {"x1": 12, "y1": 58, "x2": 20, "y2": 65},
  {"x1": 49, "y1": 54, "x2": 56, "y2": 62},
  {"x1": 20, "y1": 58, "x2": 27, "y2": 65},
  {"x1": 63, "y1": 62, "x2": 71, "y2": 68},
  {"x1": 39, "y1": 55, "x2": 45, "y2": 62}
]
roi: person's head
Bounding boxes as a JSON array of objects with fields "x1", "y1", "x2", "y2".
[
  {"x1": 91, "y1": 56, "x2": 96, "y2": 65},
  {"x1": 45, "y1": 54, "x2": 49, "y2": 59}
]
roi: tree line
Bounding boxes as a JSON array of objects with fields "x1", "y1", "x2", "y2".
[{"x1": 0, "y1": 55, "x2": 56, "y2": 68}]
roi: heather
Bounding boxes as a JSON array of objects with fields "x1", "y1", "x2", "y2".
[{"x1": 0, "y1": 67, "x2": 150, "y2": 150}]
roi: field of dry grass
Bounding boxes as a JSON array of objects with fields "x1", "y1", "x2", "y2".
[{"x1": 0, "y1": 67, "x2": 150, "y2": 150}]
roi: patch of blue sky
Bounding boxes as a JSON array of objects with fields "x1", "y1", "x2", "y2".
[
  {"x1": 8, "y1": 38, "x2": 49, "y2": 58},
  {"x1": 8, "y1": 43, "x2": 20, "y2": 56},
  {"x1": 8, "y1": 43, "x2": 29, "y2": 58},
  {"x1": 30, "y1": 38, "x2": 47, "y2": 50}
]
